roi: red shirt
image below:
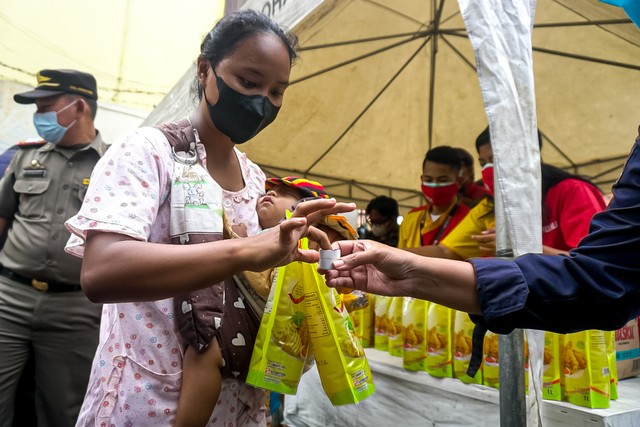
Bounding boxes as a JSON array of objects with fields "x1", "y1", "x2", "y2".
[{"x1": 542, "y1": 179, "x2": 606, "y2": 251}]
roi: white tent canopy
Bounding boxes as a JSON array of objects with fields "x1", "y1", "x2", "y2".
[
  {"x1": 144, "y1": 0, "x2": 640, "y2": 212},
  {"x1": 0, "y1": 0, "x2": 224, "y2": 111}
]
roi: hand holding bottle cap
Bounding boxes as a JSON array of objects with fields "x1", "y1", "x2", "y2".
[{"x1": 319, "y1": 249, "x2": 341, "y2": 270}]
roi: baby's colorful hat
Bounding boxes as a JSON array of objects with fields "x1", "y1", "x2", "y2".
[{"x1": 265, "y1": 176, "x2": 330, "y2": 200}]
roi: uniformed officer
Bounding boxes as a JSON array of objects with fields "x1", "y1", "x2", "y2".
[{"x1": 0, "y1": 69, "x2": 107, "y2": 427}]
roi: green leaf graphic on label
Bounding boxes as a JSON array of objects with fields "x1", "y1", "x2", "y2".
[{"x1": 291, "y1": 311, "x2": 305, "y2": 328}]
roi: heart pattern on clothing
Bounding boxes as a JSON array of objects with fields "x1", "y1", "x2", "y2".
[
  {"x1": 231, "y1": 333, "x2": 246, "y2": 347},
  {"x1": 214, "y1": 317, "x2": 221, "y2": 329},
  {"x1": 181, "y1": 301, "x2": 192, "y2": 314},
  {"x1": 233, "y1": 297, "x2": 245, "y2": 309}
]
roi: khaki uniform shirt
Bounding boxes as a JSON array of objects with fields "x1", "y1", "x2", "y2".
[{"x1": 0, "y1": 132, "x2": 107, "y2": 284}]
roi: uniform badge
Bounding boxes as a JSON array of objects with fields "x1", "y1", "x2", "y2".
[{"x1": 23, "y1": 159, "x2": 46, "y2": 177}]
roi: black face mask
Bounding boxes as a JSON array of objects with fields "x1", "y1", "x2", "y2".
[{"x1": 204, "y1": 70, "x2": 280, "y2": 144}]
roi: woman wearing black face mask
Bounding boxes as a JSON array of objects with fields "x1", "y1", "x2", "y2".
[{"x1": 63, "y1": 10, "x2": 354, "y2": 427}]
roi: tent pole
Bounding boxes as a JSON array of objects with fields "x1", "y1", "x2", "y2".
[
  {"x1": 427, "y1": 0, "x2": 446, "y2": 151},
  {"x1": 499, "y1": 330, "x2": 527, "y2": 427}
]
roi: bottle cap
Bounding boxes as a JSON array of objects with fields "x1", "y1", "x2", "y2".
[{"x1": 319, "y1": 249, "x2": 341, "y2": 270}]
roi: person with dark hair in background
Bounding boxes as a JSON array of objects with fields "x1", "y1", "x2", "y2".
[
  {"x1": 471, "y1": 126, "x2": 606, "y2": 256},
  {"x1": 409, "y1": 126, "x2": 605, "y2": 260},
  {"x1": 0, "y1": 69, "x2": 106, "y2": 427},
  {"x1": 364, "y1": 195, "x2": 399, "y2": 247},
  {"x1": 63, "y1": 10, "x2": 352, "y2": 426},
  {"x1": 455, "y1": 146, "x2": 491, "y2": 208},
  {"x1": 321, "y1": 125, "x2": 640, "y2": 345},
  {"x1": 398, "y1": 146, "x2": 470, "y2": 251}
]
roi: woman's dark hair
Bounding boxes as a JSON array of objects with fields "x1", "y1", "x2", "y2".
[
  {"x1": 194, "y1": 9, "x2": 299, "y2": 100},
  {"x1": 366, "y1": 196, "x2": 399, "y2": 220},
  {"x1": 541, "y1": 163, "x2": 597, "y2": 203},
  {"x1": 475, "y1": 126, "x2": 543, "y2": 153},
  {"x1": 455, "y1": 147, "x2": 474, "y2": 169},
  {"x1": 475, "y1": 126, "x2": 491, "y2": 153}
]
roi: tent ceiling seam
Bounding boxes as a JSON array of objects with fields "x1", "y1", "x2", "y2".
[
  {"x1": 300, "y1": 30, "x2": 430, "y2": 52},
  {"x1": 304, "y1": 36, "x2": 432, "y2": 175},
  {"x1": 439, "y1": 35, "x2": 476, "y2": 71},
  {"x1": 427, "y1": 0, "x2": 446, "y2": 150},
  {"x1": 363, "y1": 0, "x2": 425, "y2": 27},
  {"x1": 551, "y1": 0, "x2": 640, "y2": 47},
  {"x1": 258, "y1": 163, "x2": 423, "y2": 209},
  {"x1": 532, "y1": 47, "x2": 640, "y2": 71},
  {"x1": 292, "y1": 34, "x2": 428, "y2": 85}
]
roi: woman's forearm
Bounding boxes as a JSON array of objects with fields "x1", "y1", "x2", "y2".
[
  {"x1": 81, "y1": 231, "x2": 254, "y2": 303},
  {"x1": 407, "y1": 254, "x2": 481, "y2": 314}
]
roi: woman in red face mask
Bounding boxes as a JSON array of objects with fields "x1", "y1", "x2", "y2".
[{"x1": 397, "y1": 146, "x2": 470, "y2": 250}]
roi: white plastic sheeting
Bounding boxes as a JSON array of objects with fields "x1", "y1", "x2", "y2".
[{"x1": 458, "y1": 1, "x2": 543, "y2": 425}]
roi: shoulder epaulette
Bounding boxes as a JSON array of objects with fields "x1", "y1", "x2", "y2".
[
  {"x1": 408, "y1": 205, "x2": 429, "y2": 214},
  {"x1": 17, "y1": 138, "x2": 47, "y2": 148}
]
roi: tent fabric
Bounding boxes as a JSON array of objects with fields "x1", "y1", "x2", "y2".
[
  {"x1": 601, "y1": 0, "x2": 640, "y2": 28},
  {"x1": 0, "y1": 0, "x2": 224, "y2": 111},
  {"x1": 144, "y1": 0, "x2": 640, "y2": 212}
]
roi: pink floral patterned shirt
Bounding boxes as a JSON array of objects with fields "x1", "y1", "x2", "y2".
[{"x1": 65, "y1": 125, "x2": 267, "y2": 427}]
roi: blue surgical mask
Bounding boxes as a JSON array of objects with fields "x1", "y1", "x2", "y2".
[{"x1": 33, "y1": 100, "x2": 78, "y2": 144}]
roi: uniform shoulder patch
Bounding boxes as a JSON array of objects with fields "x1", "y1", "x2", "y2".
[{"x1": 17, "y1": 138, "x2": 46, "y2": 148}]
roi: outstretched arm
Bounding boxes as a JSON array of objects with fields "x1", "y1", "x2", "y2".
[
  {"x1": 325, "y1": 134, "x2": 640, "y2": 334},
  {"x1": 404, "y1": 243, "x2": 463, "y2": 260},
  {"x1": 81, "y1": 199, "x2": 354, "y2": 303},
  {"x1": 323, "y1": 239, "x2": 480, "y2": 315}
]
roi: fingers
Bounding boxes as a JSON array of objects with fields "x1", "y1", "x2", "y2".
[
  {"x1": 322, "y1": 269, "x2": 356, "y2": 289},
  {"x1": 306, "y1": 226, "x2": 332, "y2": 250},
  {"x1": 324, "y1": 276, "x2": 357, "y2": 290},
  {"x1": 330, "y1": 241, "x2": 374, "y2": 271},
  {"x1": 329, "y1": 239, "x2": 359, "y2": 254},
  {"x1": 293, "y1": 199, "x2": 356, "y2": 225},
  {"x1": 291, "y1": 198, "x2": 337, "y2": 218},
  {"x1": 296, "y1": 248, "x2": 320, "y2": 264},
  {"x1": 470, "y1": 233, "x2": 495, "y2": 243},
  {"x1": 277, "y1": 217, "x2": 307, "y2": 246}
]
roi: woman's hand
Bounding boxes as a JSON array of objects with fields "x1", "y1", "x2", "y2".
[
  {"x1": 320, "y1": 240, "x2": 418, "y2": 297},
  {"x1": 246, "y1": 198, "x2": 355, "y2": 271},
  {"x1": 322, "y1": 239, "x2": 482, "y2": 314}
]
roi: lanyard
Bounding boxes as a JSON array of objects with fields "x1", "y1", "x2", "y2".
[{"x1": 420, "y1": 203, "x2": 459, "y2": 246}]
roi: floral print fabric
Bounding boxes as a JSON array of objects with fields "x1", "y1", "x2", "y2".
[{"x1": 66, "y1": 124, "x2": 267, "y2": 426}]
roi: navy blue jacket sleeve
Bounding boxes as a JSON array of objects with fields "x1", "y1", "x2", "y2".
[{"x1": 469, "y1": 136, "x2": 640, "y2": 334}]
